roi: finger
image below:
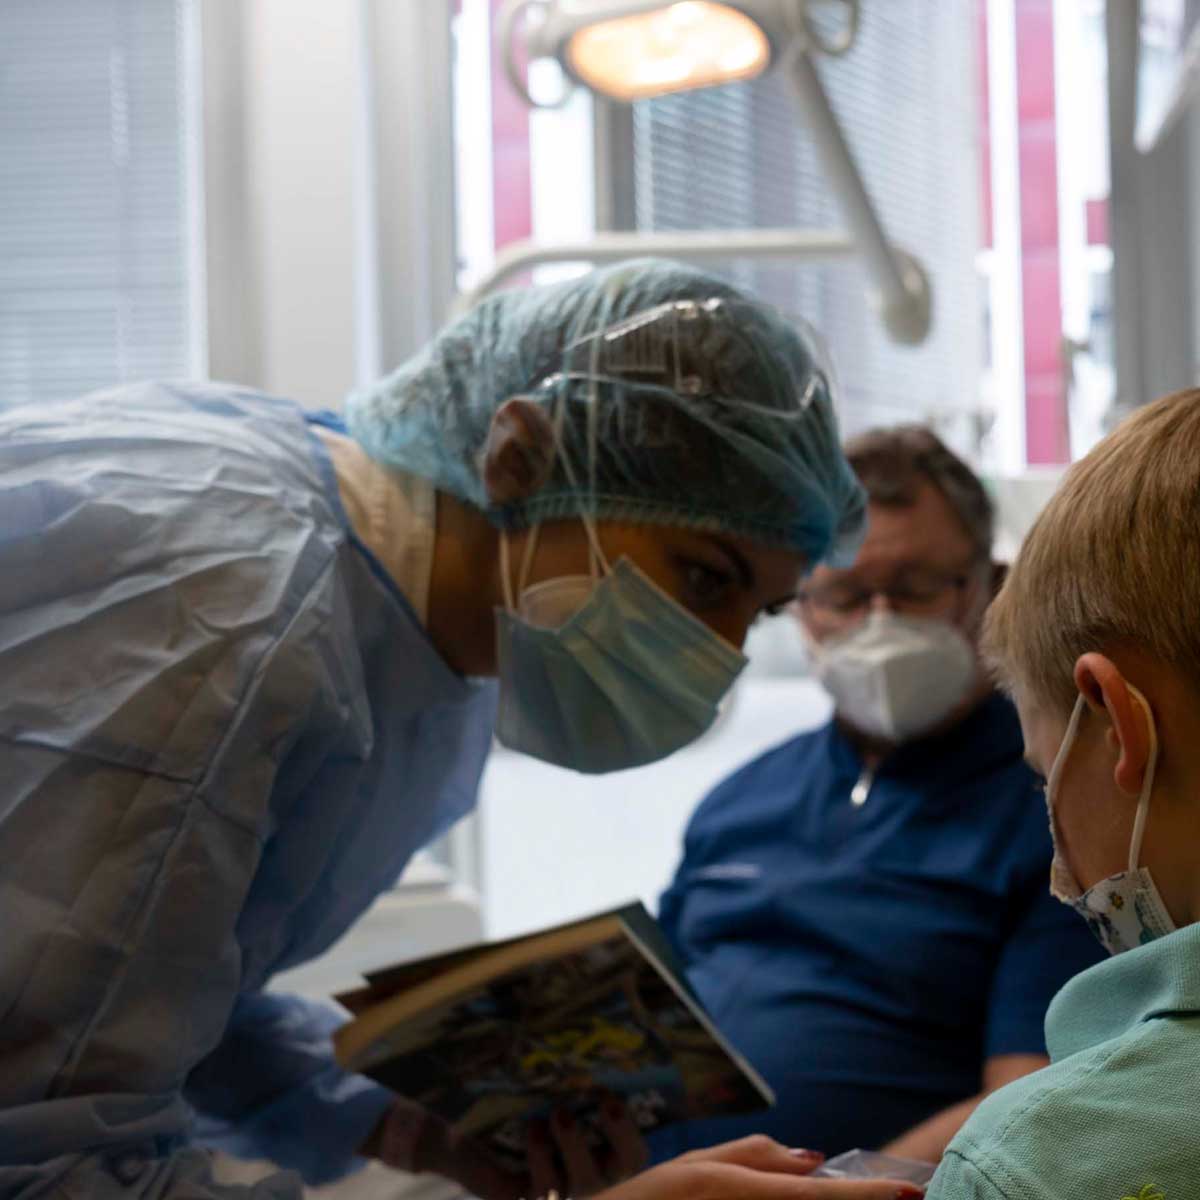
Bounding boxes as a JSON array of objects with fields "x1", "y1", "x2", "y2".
[
  {"x1": 675, "y1": 1134, "x2": 826, "y2": 1176},
  {"x1": 370, "y1": 1098, "x2": 435, "y2": 1170},
  {"x1": 527, "y1": 1118, "x2": 562, "y2": 1200},
  {"x1": 595, "y1": 1095, "x2": 650, "y2": 1180},
  {"x1": 551, "y1": 1107, "x2": 606, "y2": 1197},
  {"x1": 784, "y1": 1175, "x2": 926, "y2": 1200},
  {"x1": 688, "y1": 1163, "x2": 925, "y2": 1200},
  {"x1": 786, "y1": 1149, "x2": 825, "y2": 1175},
  {"x1": 425, "y1": 1125, "x2": 525, "y2": 1200}
]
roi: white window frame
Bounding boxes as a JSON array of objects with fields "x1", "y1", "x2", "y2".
[{"x1": 198, "y1": 0, "x2": 484, "y2": 995}]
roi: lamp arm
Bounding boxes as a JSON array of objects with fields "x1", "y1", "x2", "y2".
[
  {"x1": 784, "y1": 0, "x2": 861, "y2": 58},
  {"x1": 785, "y1": 45, "x2": 931, "y2": 343},
  {"x1": 499, "y1": 0, "x2": 575, "y2": 109},
  {"x1": 451, "y1": 227, "x2": 858, "y2": 318}
]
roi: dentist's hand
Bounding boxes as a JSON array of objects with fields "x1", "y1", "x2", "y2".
[{"x1": 364, "y1": 1094, "x2": 648, "y2": 1200}]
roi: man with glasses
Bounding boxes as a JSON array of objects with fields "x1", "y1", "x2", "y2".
[{"x1": 649, "y1": 427, "x2": 1103, "y2": 1166}]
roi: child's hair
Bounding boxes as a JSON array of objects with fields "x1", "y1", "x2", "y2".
[{"x1": 983, "y1": 389, "x2": 1200, "y2": 714}]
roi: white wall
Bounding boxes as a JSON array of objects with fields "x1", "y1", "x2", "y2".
[
  {"x1": 476, "y1": 676, "x2": 833, "y2": 940},
  {"x1": 248, "y1": 0, "x2": 360, "y2": 407},
  {"x1": 202, "y1": 0, "x2": 361, "y2": 407},
  {"x1": 986, "y1": 469, "x2": 1066, "y2": 562},
  {"x1": 200, "y1": 0, "x2": 456, "y2": 409}
]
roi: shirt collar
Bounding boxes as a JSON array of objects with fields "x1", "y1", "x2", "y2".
[{"x1": 1045, "y1": 921, "x2": 1200, "y2": 1061}]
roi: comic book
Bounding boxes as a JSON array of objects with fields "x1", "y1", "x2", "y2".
[{"x1": 332, "y1": 902, "x2": 772, "y2": 1172}]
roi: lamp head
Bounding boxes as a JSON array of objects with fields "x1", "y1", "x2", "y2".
[{"x1": 509, "y1": 1, "x2": 794, "y2": 104}]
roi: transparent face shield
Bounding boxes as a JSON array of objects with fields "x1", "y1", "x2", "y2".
[
  {"x1": 502, "y1": 293, "x2": 860, "y2": 583},
  {"x1": 346, "y1": 260, "x2": 865, "y2": 575},
  {"x1": 565, "y1": 295, "x2": 841, "y2": 390},
  {"x1": 555, "y1": 296, "x2": 836, "y2": 461}
]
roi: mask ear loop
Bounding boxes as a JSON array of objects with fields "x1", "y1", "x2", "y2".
[
  {"x1": 1046, "y1": 694, "x2": 1088, "y2": 810},
  {"x1": 1045, "y1": 693, "x2": 1088, "y2": 901},
  {"x1": 560, "y1": 445, "x2": 610, "y2": 579},
  {"x1": 583, "y1": 293, "x2": 610, "y2": 580},
  {"x1": 1126, "y1": 686, "x2": 1160, "y2": 872},
  {"x1": 517, "y1": 523, "x2": 541, "y2": 597},
  {"x1": 499, "y1": 530, "x2": 516, "y2": 613},
  {"x1": 550, "y1": 350, "x2": 611, "y2": 581},
  {"x1": 499, "y1": 524, "x2": 543, "y2": 615}
]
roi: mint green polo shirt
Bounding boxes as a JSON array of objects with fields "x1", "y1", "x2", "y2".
[{"x1": 928, "y1": 921, "x2": 1200, "y2": 1199}]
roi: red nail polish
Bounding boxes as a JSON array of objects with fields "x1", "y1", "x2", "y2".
[
  {"x1": 788, "y1": 1148, "x2": 823, "y2": 1159},
  {"x1": 894, "y1": 1189, "x2": 925, "y2": 1200}
]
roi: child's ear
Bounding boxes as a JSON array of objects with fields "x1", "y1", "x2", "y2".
[
  {"x1": 1073, "y1": 652, "x2": 1152, "y2": 798},
  {"x1": 481, "y1": 398, "x2": 557, "y2": 506}
]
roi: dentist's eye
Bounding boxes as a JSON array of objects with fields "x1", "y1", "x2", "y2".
[{"x1": 681, "y1": 561, "x2": 735, "y2": 609}]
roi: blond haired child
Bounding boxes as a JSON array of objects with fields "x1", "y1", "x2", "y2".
[{"x1": 925, "y1": 389, "x2": 1200, "y2": 1198}]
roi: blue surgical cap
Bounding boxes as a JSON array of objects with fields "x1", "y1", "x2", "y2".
[{"x1": 346, "y1": 258, "x2": 866, "y2": 567}]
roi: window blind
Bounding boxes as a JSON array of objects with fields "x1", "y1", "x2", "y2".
[
  {"x1": 0, "y1": 0, "x2": 196, "y2": 408},
  {"x1": 631, "y1": 2, "x2": 982, "y2": 443}
]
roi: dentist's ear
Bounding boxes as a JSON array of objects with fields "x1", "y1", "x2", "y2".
[
  {"x1": 481, "y1": 398, "x2": 557, "y2": 506},
  {"x1": 1073, "y1": 653, "x2": 1153, "y2": 797}
]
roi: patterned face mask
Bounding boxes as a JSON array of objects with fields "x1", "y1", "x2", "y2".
[{"x1": 1044, "y1": 688, "x2": 1177, "y2": 955}]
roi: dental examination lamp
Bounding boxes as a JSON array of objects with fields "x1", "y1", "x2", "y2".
[{"x1": 467, "y1": 0, "x2": 931, "y2": 345}]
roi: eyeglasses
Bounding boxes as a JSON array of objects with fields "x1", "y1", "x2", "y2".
[{"x1": 797, "y1": 562, "x2": 982, "y2": 619}]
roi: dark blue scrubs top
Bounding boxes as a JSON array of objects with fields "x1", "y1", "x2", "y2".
[{"x1": 651, "y1": 694, "x2": 1104, "y2": 1159}]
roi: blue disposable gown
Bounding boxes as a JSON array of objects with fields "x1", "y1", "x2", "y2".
[{"x1": 0, "y1": 383, "x2": 499, "y2": 1196}]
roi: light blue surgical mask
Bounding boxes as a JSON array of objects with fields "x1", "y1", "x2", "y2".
[{"x1": 493, "y1": 523, "x2": 747, "y2": 774}]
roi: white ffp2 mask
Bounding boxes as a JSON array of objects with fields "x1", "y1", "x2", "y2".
[{"x1": 810, "y1": 611, "x2": 975, "y2": 743}]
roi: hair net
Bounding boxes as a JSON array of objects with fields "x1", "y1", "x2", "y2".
[{"x1": 346, "y1": 258, "x2": 866, "y2": 567}]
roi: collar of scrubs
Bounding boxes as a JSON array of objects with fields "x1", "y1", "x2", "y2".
[
  {"x1": 1045, "y1": 920, "x2": 1200, "y2": 1061},
  {"x1": 313, "y1": 424, "x2": 436, "y2": 626}
]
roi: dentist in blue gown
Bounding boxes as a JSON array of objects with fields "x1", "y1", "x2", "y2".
[{"x1": 0, "y1": 261, "x2": 873, "y2": 1199}]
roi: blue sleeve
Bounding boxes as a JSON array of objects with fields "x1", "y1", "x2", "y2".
[
  {"x1": 186, "y1": 992, "x2": 394, "y2": 1186},
  {"x1": 984, "y1": 881, "x2": 1104, "y2": 1058},
  {"x1": 0, "y1": 390, "x2": 381, "y2": 1196}
]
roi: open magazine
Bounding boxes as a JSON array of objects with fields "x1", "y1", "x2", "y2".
[{"x1": 333, "y1": 901, "x2": 773, "y2": 1172}]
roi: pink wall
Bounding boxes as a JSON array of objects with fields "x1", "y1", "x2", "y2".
[
  {"x1": 489, "y1": 0, "x2": 533, "y2": 252},
  {"x1": 978, "y1": 0, "x2": 1072, "y2": 464},
  {"x1": 1015, "y1": 0, "x2": 1068, "y2": 463},
  {"x1": 978, "y1": 3, "x2": 994, "y2": 250}
]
